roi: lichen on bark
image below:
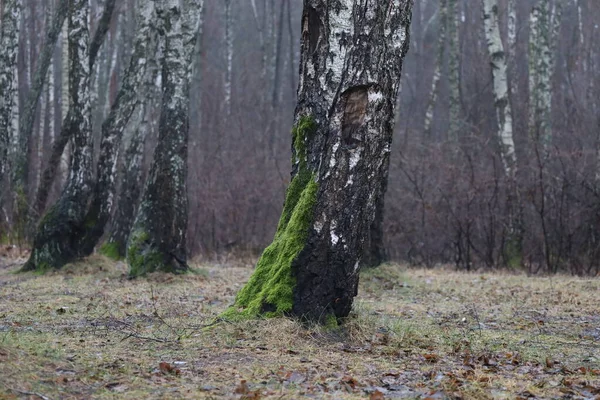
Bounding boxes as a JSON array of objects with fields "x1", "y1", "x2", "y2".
[{"x1": 224, "y1": 116, "x2": 318, "y2": 319}]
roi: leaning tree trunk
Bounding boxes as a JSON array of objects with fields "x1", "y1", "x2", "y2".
[
  {"x1": 34, "y1": 0, "x2": 116, "y2": 216},
  {"x1": 126, "y1": 0, "x2": 203, "y2": 276},
  {"x1": 22, "y1": 0, "x2": 91, "y2": 272},
  {"x1": 225, "y1": 0, "x2": 413, "y2": 323},
  {"x1": 75, "y1": 0, "x2": 157, "y2": 257},
  {"x1": 100, "y1": 90, "x2": 155, "y2": 260},
  {"x1": 12, "y1": 0, "x2": 68, "y2": 231}
]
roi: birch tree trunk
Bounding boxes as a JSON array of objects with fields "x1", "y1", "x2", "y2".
[
  {"x1": 225, "y1": 0, "x2": 413, "y2": 323},
  {"x1": 126, "y1": 0, "x2": 203, "y2": 276},
  {"x1": 482, "y1": 0, "x2": 516, "y2": 178},
  {"x1": 75, "y1": 0, "x2": 157, "y2": 257},
  {"x1": 423, "y1": 0, "x2": 448, "y2": 138},
  {"x1": 34, "y1": 0, "x2": 115, "y2": 216},
  {"x1": 100, "y1": 83, "x2": 156, "y2": 260},
  {"x1": 529, "y1": 0, "x2": 561, "y2": 151},
  {"x1": 0, "y1": 0, "x2": 21, "y2": 188},
  {"x1": 22, "y1": 0, "x2": 91, "y2": 272}
]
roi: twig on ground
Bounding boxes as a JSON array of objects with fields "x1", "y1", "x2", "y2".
[{"x1": 7, "y1": 387, "x2": 53, "y2": 400}]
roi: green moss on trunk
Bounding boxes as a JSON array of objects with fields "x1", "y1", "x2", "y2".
[
  {"x1": 223, "y1": 116, "x2": 318, "y2": 320},
  {"x1": 126, "y1": 230, "x2": 167, "y2": 276},
  {"x1": 99, "y1": 241, "x2": 123, "y2": 261}
]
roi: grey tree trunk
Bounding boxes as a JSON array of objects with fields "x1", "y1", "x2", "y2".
[
  {"x1": 447, "y1": 0, "x2": 460, "y2": 140},
  {"x1": 12, "y1": 0, "x2": 68, "y2": 229},
  {"x1": 22, "y1": 0, "x2": 91, "y2": 272},
  {"x1": 76, "y1": 0, "x2": 157, "y2": 257},
  {"x1": 224, "y1": 0, "x2": 233, "y2": 116},
  {"x1": 100, "y1": 84, "x2": 156, "y2": 260},
  {"x1": 225, "y1": 0, "x2": 413, "y2": 323},
  {"x1": 423, "y1": 0, "x2": 448, "y2": 138},
  {"x1": 126, "y1": 0, "x2": 203, "y2": 276},
  {"x1": 529, "y1": 0, "x2": 561, "y2": 151},
  {"x1": 34, "y1": 0, "x2": 116, "y2": 216}
]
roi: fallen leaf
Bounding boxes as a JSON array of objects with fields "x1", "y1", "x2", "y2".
[{"x1": 370, "y1": 390, "x2": 385, "y2": 400}]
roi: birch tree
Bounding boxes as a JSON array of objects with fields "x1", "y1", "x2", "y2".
[
  {"x1": 34, "y1": 0, "x2": 115, "y2": 216},
  {"x1": 76, "y1": 0, "x2": 157, "y2": 257},
  {"x1": 100, "y1": 72, "x2": 158, "y2": 260},
  {"x1": 423, "y1": 0, "x2": 448, "y2": 138},
  {"x1": 0, "y1": 0, "x2": 21, "y2": 188},
  {"x1": 529, "y1": 0, "x2": 562, "y2": 151},
  {"x1": 126, "y1": 0, "x2": 203, "y2": 276},
  {"x1": 482, "y1": 0, "x2": 516, "y2": 178},
  {"x1": 225, "y1": 0, "x2": 414, "y2": 322},
  {"x1": 22, "y1": 0, "x2": 92, "y2": 272}
]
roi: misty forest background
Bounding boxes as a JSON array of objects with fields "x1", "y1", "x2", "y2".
[{"x1": 1, "y1": 0, "x2": 600, "y2": 275}]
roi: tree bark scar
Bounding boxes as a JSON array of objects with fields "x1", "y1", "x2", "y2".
[{"x1": 341, "y1": 85, "x2": 368, "y2": 149}]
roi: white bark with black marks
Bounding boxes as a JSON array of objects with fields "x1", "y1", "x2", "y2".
[
  {"x1": 0, "y1": 0, "x2": 21, "y2": 186},
  {"x1": 482, "y1": 0, "x2": 516, "y2": 178},
  {"x1": 76, "y1": 0, "x2": 158, "y2": 256},
  {"x1": 127, "y1": 0, "x2": 203, "y2": 275},
  {"x1": 230, "y1": 0, "x2": 414, "y2": 322}
]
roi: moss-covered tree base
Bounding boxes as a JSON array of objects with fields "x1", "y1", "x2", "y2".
[
  {"x1": 126, "y1": 229, "x2": 189, "y2": 277},
  {"x1": 223, "y1": 171, "x2": 318, "y2": 320},
  {"x1": 21, "y1": 200, "x2": 85, "y2": 272},
  {"x1": 99, "y1": 241, "x2": 124, "y2": 261},
  {"x1": 224, "y1": 117, "x2": 319, "y2": 321}
]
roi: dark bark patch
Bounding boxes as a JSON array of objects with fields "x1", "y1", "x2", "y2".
[
  {"x1": 304, "y1": 7, "x2": 321, "y2": 55},
  {"x1": 341, "y1": 86, "x2": 368, "y2": 149}
]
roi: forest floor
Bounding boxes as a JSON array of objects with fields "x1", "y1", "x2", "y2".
[{"x1": 0, "y1": 253, "x2": 599, "y2": 399}]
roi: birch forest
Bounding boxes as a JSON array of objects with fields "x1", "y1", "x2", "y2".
[
  {"x1": 0, "y1": 0, "x2": 599, "y2": 275},
  {"x1": 2, "y1": 1, "x2": 600, "y2": 399}
]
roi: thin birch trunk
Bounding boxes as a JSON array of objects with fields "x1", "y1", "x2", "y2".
[
  {"x1": 423, "y1": 0, "x2": 448, "y2": 138},
  {"x1": 482, "y1": 0, "x2": 517, "y2": 178},
  {"x1": 529, "y1": 0, "x2": 561, "y2": 152},
  {"x1": 0, "y1": 0, "x2": 21, "y2": 187},
  {"x1": 0, "y1": 0, "x2": 21, "y2": 233}
]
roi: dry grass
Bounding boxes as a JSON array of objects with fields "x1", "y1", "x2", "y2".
[{"x1": 0, "y1": 256, "x2": 599, "y2": 399}]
